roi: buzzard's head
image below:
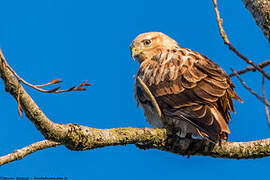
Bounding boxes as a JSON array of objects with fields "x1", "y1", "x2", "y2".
[{"x1": 130, "y1": 32, "x2": 180, "y2": 63}]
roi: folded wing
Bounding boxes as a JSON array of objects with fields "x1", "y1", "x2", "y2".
[{"x1": 137, "y1": 48, "x2": 242, "y2": 142}]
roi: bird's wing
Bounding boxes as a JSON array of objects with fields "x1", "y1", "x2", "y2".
[{"x1": 137, "y1": 48, "x2": 242, "y2": 142}]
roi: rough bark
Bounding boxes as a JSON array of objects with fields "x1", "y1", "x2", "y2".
[
  {"x1": 1, "y1": 53, "x2": 270, "y2": 164},
  {"x1": 242, "y1": 0, "x2": 270, "y2": 42}
]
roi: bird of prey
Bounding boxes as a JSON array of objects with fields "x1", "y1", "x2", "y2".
[{"x1": 131, "y1": 32, "x2": 242, "y2": 143}]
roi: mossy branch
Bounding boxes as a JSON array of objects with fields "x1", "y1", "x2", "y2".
[{"x1": 1, "y1": 50, "x2": 270, "y2": 166}]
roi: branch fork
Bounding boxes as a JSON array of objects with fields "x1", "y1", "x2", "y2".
[{"x1": 0, "y1": 49, "x2": 91, "y2": 117}]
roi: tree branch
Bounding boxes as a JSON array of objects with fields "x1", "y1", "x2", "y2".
[
  {"x1": 212, "y1": 0, "x2": 270, "y2": 80},
  {"x1": 231, "y1": 68, "x2": 270, "y2": 107},
  {"x1": 229, "y1": 60, "x2": 270, "y2": 77},
  {"x1": 1, "y1": 128, "x2": 270, "y2": 166},
  {"x1": 143, "y1": 137, "x2": 270, "y2": 159},
  {"x1": 1, "y1": 49, "x2": 270, "y2": 166},
  {"x1": 0, "y1": 49, "x2": 91, "y2": 94},
  {"x1": 262, "y1": 76, "x2": 270, "y2": 127},
  {"x1": 0, "y1": 140, "x2": 60, "y2": 166},
  {"x1": 0, "y1": 54, "x2": 67, "y2": 141},
  {"x1": 242, "y1": 0, "x2": 270, "y2": 43}
]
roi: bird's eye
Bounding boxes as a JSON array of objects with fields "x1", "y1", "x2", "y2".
[{"x1": 142, "y1": 39, "x2": 152, "y2": 46}]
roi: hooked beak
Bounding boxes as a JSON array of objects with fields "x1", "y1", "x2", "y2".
[
  {"x1": 131, "y1": 47, "x2": 142, "y2": 61},
  {"x1": 131, "y1": 47, "x2": 137, "y2": 61}
]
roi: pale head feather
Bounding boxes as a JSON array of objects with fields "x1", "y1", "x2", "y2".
[{"x1": 130, "y1": 32, "x2": 180, "y2": 63}]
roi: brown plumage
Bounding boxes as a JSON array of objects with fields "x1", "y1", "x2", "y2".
[{"x1": 131, "y1": 32, "x2": 242, "y2": 143}]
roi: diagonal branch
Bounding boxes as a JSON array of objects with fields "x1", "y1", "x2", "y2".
[
  {"x1": 262, "y1": 76, "x2": 270, "y2": 127},
  {"x1": 231, "y1": 68, "x2": 270, "y2": 107},
  {"x1": 212, "y1": 0, "x2": 270, "y2": 80},
  {"x1": 0, "y1": 49, "x2": 91, "y2": 94},
  {"x1": 0, "y1": 50, "x2": 68, "y2": 140},
  {"x1": 0, "y1": 140, "x2": 60, "y2": 166}
]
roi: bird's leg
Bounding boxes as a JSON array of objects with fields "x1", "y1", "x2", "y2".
[
  {"x1": 16, "y1": 80, "x2": 23, "y2": 117},
  {"x1": 182, "y1": 133, "x2": 194, "y2": 158},
  {"x1": 185, "y1": 138, "x2": 215, "y2": 156}
]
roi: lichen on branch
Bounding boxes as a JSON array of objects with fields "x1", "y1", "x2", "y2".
[
  {"x1": 1, "y1": 49, "x2": 270, "y2": 164},
  {"x1": 242, "y1": 0, "x2": 270, "y2": 43}
]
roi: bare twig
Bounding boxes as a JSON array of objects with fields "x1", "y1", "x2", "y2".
[
  {"x1": 231, "y1": 68, "x2": 270, "y2": 107},
  {"x1": 212, "y1": 0, "x2": 270, "y2": 80},
  {"x1": 0, "y1": 140, "x2": 60, "y2": 166},
  {"x1": 35, "y1": 79, "x2": 63, "y2": 87},
  {"x1": 262, "y1": 76, "x2": 270, "y2": 127},
  {"x1": 0, "y1": 49, "x2": 91, "y2": 94},
  {"x1": 17, "y1": 80, "x2": 23, "y2": 117},
  {"x1": 229, "y1": 60, "x2": 270, "y2": 77}
]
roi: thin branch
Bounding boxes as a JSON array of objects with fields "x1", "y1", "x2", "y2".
[
  {"x1": 231, "y1": 68, "x2": 270, "y2": 107},
  {"x1": 0, "y1": 140, "x2": 60, "y2": 166},
  {"x1": 229, "y1": 60, "x2": 270, "y2": 77},
  {"x1": 17, "y1": 80, "x2": 23, "y2": 117},
  {"x1": 0, "y1": 49, "x2": 91, "y2": 94},
  {"x1": 212, "y1": 0, "x2": 270, "y2": 80},
  {"x1": 262, "y1": 76, "x2": 270, "y2": 127}
]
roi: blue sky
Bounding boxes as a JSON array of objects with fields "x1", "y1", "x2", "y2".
[{"x1": 0, "y1": 0, "x2": 269, "y2": 179}]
